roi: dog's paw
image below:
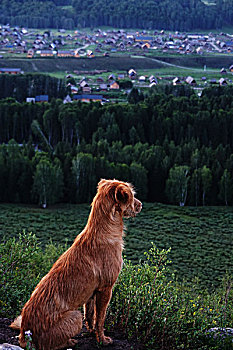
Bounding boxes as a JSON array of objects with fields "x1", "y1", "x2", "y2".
[
  {"x1": 101, "y1": 336, "x2": 113, "y2": 346},
  {"x1": 67, "y1": 338, "x2": 78, "y2": 346}
]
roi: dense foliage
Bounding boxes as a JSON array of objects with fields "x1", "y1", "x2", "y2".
[
  {"x1": 0, "y1": 74, "x2": 66, "y2": 103},
  {"x1": 0, "y1": 0, "x2": 233, "y2": 30},
  {"x1": 1, "y1": 84, "x2": 233, "y2": 206},
  {"x1": 0, "y1": 233, "x2": 232, "y2": 349}
]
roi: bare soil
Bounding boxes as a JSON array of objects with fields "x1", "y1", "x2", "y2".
[{"x1": 0, "y1": 318, "x2": 140, "y2": 350}]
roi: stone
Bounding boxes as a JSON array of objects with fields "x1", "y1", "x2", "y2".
[
  {"x1": 206, "y1": 327, "x2": 233, "y2": 342},
  {"x1": 0, "y1": 344, "x2": 23, "y2": 350}
]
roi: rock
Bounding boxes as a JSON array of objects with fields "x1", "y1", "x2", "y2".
[
  {"x1": 0, "y1": 344, "x2": 23, "y2": 350},
  {"x1": 206, "y1": 327, "x2": 233, "y2": 341}
]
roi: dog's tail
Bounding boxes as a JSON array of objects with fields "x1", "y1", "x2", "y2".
[{"x1": 10, "y1": 315, "x2": 22, "y2": 330}]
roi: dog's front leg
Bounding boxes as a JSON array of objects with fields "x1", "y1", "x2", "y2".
[
  {"x1": 84, "y1": 294, "x2": 96, "y2": 333},
  {"x1": 95, "y1": 287, "x2": 113, "y2": 345}
]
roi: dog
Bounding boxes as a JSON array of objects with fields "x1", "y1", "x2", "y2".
[{"x1": 10, "y1": 179, "x2": 142, "y2": 349}]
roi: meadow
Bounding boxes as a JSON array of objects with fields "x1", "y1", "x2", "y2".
[{"x1": 0, "y1": 203, "x2": 232, "y2": 289}]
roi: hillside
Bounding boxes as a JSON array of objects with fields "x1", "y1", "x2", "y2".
[
  {"x1": 1, "y1": 55, "x2": 233, "y2": 73},
  {"x1": 0, "y1": 0, "x2": 232, "y2": 31},
  {"x1": 0, "y1": 203, "x2": 232, "y2": 289}
]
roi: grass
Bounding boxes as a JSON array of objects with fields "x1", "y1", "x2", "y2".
[{"x1": 0, "y1": 203, "x2": 232, "y2": 289}]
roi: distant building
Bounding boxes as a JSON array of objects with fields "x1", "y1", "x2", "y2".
[
  {"x1": 135, "y1": 36, "x2": 153, "y2": 42},
  {"x1": 57, "y1": 50, "x2": 74, "y2": 57},
  {"x1": 73, "y1": 94, "x2": 103, "y2": 103},
  {"x1": 109, "y1": 81, "x2": 120, "y2": 89},
  {"x1": 40, "y1": 50, "x2": 54, "y2": 57},
  {"x1": 173, "y1": 77, "x2": 182, "y2": 85},
  {"x1": 139, "y1": 75, "x2": 146, "y2": 82},
  {"x1": 186, "y1": 76, "x2": 196, "y2": 86},
  {"x1": 219, "y1": 78, "x2": 227, "y2": 86},
  {"x1": 0, "y1": 68, "x2": 22, "y2": 74},
  {"x1": 35, "y1": 95, "x2": 49, "y2": 103},
  {"x1": 128, "y1": 68, "x2": 137, "y2": 79},
  {"x1": 27, "y1": 49, "x2": 34, "y2": 58},
  {"x1": 63, "y1": 95, "x2": 72, "y2": 104},
  {"x1": 26, "y1": 97, "x2": 35, "y2": 103}
]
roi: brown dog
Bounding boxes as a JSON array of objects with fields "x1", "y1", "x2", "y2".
[{"x1": 11, "y1": 179, "x2": 142, "y2": 350}]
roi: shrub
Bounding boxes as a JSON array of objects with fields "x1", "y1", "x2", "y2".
[
  {"x1": 0, "y1": 232, "x2": 65, "y2": 317},
  {"x1": 108, "y1": 243, "x2": 233, "y2": 350}
]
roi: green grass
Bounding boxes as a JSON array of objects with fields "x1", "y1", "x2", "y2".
[{"x1": 0, "y1": 203, "x2": 232, "y2": 289}]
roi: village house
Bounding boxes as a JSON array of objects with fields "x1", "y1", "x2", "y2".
[
  {"x1": 149, "y1": 80, "x2": 158, "y2": 88},
  {"x1": 70, "y1": 85, "x2": 79, "y2": 94},
  {"x1": 40, "y1": 50, "x2": 54, "y2": 57},
  {"x1": 149, "y1": 75, "x2": 157, "y2": 84},
  {"x1": 73, "y1": 94, "x2": 103, "y2": 103},
  {"x1": 186, "y1": 76, "x2": 196, "y2": 86},
  {"x1": 219, "y1": 78, "x2": 227, "y2": 86},
  {"x1": 128, "y1": 68, "x2": 137, "y2": 79},
  {"x1": 27, "y1": 49, "x2": 34, "y2": 58},
  {"x1": 99, "y1": 84, "x2": 108, "y2": 91},
  {"x1": 108, "y1": 74, "x2": 116, "y2": 81},
  {"x1": 80, "y1": 80, "x2": 89, "y2": 89},
  {"x1": 74, "y1": 49, "x2": 80, "y2": 58},
  {"x1": 109, "y1": 81, "x2": 120, "y2": 89},
  {"x1": 57, "y1": 50, "x2": 74, "y2": 57},
  {"x1": 173, "y1": 77, "x2": 182, "y2": 85},
  {"x1": 135, "y1": 36, "x2": 153, "y2": 43},
  {"x1": 0, "y1": 68, "x2": 22, "y2": 74},
  {"x1": 87, "y1": 50, "x2": 94, "y2": 58},
  {"x1": 96, "y1": 77, "x2": 105, "y2": 83},
  {"x1": 26, "y1": 97, "x2": 35, "y2": 103},
  {"x1": 35, "y1": 95, "x2": 49, "y2": 103},
  {"x1": 139, "y1": 75, "x2": 146, "y2": 83},
  {"x1": 118, "y1": 73, "x2": 125, "y2": 80},
  {"x1": 63, "y1": 95, "x2": 72, "y2": 104}
]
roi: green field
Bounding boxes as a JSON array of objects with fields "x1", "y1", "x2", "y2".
[{"x1": 0, "y1": 203, "x2": 232, "y2": 289}]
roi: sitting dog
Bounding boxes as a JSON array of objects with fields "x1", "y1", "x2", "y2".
[{"x1": 11, "y1": 179, "x2": 142, "y2": 349}]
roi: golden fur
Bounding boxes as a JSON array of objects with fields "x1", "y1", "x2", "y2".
[{"x1": 11, "y1": 179, "x2": 142, "y2": 350}]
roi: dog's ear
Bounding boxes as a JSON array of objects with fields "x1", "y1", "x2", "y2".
[{"x1": 115, "y1": 184, "x2": 130, "y2": 204}]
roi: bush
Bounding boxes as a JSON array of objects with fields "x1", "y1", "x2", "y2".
[
  {"x1": 0, "y1": 232, "x2": 65, "y2": 317},
  {"x1": 108, "y1": 243, "x2": 233, "y2": 350}
]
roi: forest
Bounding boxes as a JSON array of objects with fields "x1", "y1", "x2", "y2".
[
  {"x1": 1, "y1": 74, "x2": 233, "y2": 207},
  {"x1": 0, "y1": 0, "x2": 233, "y2": 31}
]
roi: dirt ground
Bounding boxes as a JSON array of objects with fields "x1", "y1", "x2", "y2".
[{"x1": 0, "y1": 318, "x2": 140, "y2": 350}]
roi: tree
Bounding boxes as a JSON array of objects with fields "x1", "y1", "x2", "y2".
[
  {"x1": 201, "y1": 165, "x2": 212, "y2": 206},
  {"x1": 127, "y1": 88, "x2": 144, "y2": 104},
  {"x1": 32, "y1": 158, "x2": 64, "y2": 207},
  {"x1": 129, "y1": 162, "x2": 148, "y2": 201},
  {"x1": 191, "y1": 149, "x2": 200, "y2": 206},
  {"x1": 219, "y1": 169, "x2": 233, "y2": 206},
  {"x1": 72, "y1": 153, "x2": 96, "y2": 203},
  {"x1": 166, "y1": 165, "x2": 190, "y2": 206}
]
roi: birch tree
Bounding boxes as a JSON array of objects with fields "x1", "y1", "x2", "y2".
[{"x1": 166, "y1": 165, "x2": 189, "y2": 206}]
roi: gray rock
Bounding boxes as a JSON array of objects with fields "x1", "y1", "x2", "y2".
[
  {"x1": 0, "y1": 344, "x2": 23, "y2": 350},
  {"x1": 207, "y1": 327, "x2": 233, "y2": 341}
]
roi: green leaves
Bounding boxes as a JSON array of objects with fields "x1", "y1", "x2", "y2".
[{"x1": 32, "y1": 157, "x2": 64, "y2": 207}]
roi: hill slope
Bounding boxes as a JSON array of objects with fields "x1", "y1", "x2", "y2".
[{"x1": 0, "y1": 0, "x2": 232, "y2": 31}]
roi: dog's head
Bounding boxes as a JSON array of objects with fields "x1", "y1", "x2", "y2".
[{"x1": 96, "y1": 179, "x2": 142, "y2": 218}]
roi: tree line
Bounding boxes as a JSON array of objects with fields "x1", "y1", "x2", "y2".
[
  {"x1": 0, "y1": 74, "x2": 66, "y2": 103},
  {"x1": 1, "y1": 84, "x2": 233, "y2": 206},
  {"x1": 0, "y1": 0, "x2": 232, "y2": 31}
]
